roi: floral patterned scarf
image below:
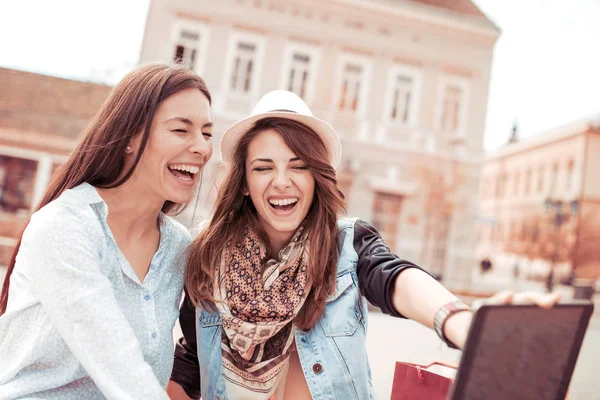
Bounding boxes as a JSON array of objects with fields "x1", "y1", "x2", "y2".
[{"x1": 214, "y1": 226, "x2": 311, "y2": 399}]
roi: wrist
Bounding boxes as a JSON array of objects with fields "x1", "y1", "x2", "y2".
[
  {"x1": 433, "y1": 300, "x2": 472, "y2": 349},
  {"x1": 444, "y1": 310, "x2": 473, "y2": 350}
]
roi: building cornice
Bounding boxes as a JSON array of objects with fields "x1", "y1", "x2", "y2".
[
  {"x1": 485, "y1": 114, "x2": 600, "y2": 162},
  {"x1": 326, "y1": 0, "x2": 500, "y2": 40},
  {"x1": 172, "y1": 0, "x2": 500, "y2": 50}
]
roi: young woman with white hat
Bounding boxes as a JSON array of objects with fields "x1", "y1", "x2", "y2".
[{"x1": 168, "y1": 90, "x2": 560, "y2": 400}]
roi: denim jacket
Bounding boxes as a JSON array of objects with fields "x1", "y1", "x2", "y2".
[{"x1": 171, "y1": 217, "x2": 430, "y2": 399}]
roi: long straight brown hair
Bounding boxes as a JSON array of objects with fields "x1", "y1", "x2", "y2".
[
  {"x1": 0, "y1": 63, "x2": 212, "y2": 315},
  {"x1": 186, "y1": 118, "x2": 346, "y2": 331}
]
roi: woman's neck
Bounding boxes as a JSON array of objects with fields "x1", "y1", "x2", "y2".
[
  {"x1": 266, "y1": 232, "x2": 295, "y2": 258},
  {"x1": 96, "y1": 181, "x2": 163, "y2": 239}
]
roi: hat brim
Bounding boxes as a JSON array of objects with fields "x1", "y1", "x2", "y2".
[{"x1": 220, "y1": 111, "x2": 342, "y2": 168}]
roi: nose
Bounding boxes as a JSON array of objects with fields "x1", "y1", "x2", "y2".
[
  {"x1": 190, "y1": 133, "x2": 212, "y2": 159},
  {"x1": 273, "y1": 168, "x2": 292, "y2": 189}
]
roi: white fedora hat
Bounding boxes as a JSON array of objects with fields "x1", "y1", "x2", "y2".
[{"x1": 220, "y1": 90, "x2": 342, "y2": 168}]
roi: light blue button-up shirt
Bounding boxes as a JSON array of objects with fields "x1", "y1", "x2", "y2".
[{"x1": 0, "y1": 183, "x2": 191, "y2": 399}]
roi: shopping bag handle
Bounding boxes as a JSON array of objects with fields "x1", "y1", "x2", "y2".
[
  {"x1": 424, "y1": 361, "x2": 458, "y2": 370},
  {"x1": 400, "y1": 361, "x2": 458, "y2": 370}
]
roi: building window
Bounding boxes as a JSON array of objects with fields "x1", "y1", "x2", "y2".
[
  {"x1": 339, "y1": 64, "x2": 362, "y2": 111},
  {"x1": 566, "y1": 159, "x2": 574, "y2": 190},
  {"x1": 231, "y1": 42, "x2": 256, "y2": 93},
  {"x1": 537, "y1": 166, "x2": 545, "y2": 193},
  {"x1": 441, "y1": 85, "x2": 461, "y2": 131},
  {"x1": 171, "y1": 20, "x2": 208, "y2": 73},
  {"x1": 525, "y1": 169, "x2": 531, "y2": 195},
  {"x1": 496, "y1": 173, "x2": 506, "y2": 199},
  {"x1": 287, "y1": 53, "x2": 310, "y2": 98},
  {"x1": 225, "y1": 32, "x2": 265, "y2": 96},
  {"x1": 0, "y1": 155, "x2": 38, "y2": 214},
  {"x1": 336, "y1": 54, "x2": 370, "y2": 114},
  {"x1": 437, "y1": 76, "x2": 470, "y2": 137},
  {"x1": 385, "y1": 65, "x2": 422, "y2": 125},
  {"x1": 514, "y1": 172, "x2": 520, "y2": 195},
  {"x1": 550, "y1": 163, "x2": 559, "y2": 192},
  {"x1": 371, "y1": 192, "x2": 403, "y2": 250},
  {"x1": 281, "y1": 43, "x2": 320, "y2": 102},
  {"x1": 391, "y1": 76, "x2": 412, "y2": 122}
]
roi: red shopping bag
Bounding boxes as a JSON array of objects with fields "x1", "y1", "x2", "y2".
[{"x1": 390, "y1": 361, "x2": 457, "y2": 400}]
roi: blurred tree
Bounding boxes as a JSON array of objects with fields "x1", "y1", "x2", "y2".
[
  {"x1": 502, "y1": 205, "x2": 600, "y2": 282},
  {"x1": 412, "y1": 155, "x2": 465, "y2": 280},
  {"x1": 570, "y1": 206, "x2": 600, "y2": 280}
]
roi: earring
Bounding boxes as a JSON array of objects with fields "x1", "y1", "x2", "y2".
[{"x1": 125, "y1": 145, "x2": 132, "y2": 153}]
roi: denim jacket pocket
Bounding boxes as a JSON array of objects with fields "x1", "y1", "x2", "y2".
[
  {"x1": 198, "y1": 309, "x2": 222, "y2": 327},
  {"x1": 321, "y1": 272, "x2": 362, "y2": 336}
]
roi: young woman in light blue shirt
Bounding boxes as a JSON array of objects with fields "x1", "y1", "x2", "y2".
[{"x1": 0, "y1": 63, "x2": 214, "y2": 399}]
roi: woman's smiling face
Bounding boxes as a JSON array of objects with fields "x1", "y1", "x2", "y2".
[
  {"x1": 244, "y1": 129, "x2": 315, "y2": 247},
  {"x1": 129, "y1": 88, "x2": 213, "y2": 205}
]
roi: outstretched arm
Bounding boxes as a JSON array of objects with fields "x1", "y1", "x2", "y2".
[
  {"x1": 392, "y1": 267, "x2": 471, "y2": 348},
  {"x1": 354, "y1": 219, "x2": 560, "y2": 349}
]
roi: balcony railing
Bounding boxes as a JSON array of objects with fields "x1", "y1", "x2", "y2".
[{"x1": 326, "y1": 113, "x2": 438, "y2": 154}]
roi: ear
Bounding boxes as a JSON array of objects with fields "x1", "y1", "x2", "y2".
[{"x1": 242, "y1": 187, "x2": 249, "y2": 196}]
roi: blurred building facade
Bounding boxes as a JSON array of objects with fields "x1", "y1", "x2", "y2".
[
  {"x1": 477, "y1": 115, "x2": 600, "y2": 282},
  {"x1": 0, "y1": 68, "x2": 111, "y2": 265},
  {"x1": 139, "y1": 0, "x2": 500, "y2": 286}
]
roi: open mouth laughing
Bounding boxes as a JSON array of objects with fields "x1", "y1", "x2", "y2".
[
  {"x1": 167, "y1": 163, "x2": 201, "y2": 184},
  {"x1": 268, "y1": 197, "x2": 299, "y2": 213}
]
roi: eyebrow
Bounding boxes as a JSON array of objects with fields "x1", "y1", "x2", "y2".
[
  {"x1": 250, "y1": 157, "x2": 301, "y2": 164},
  {"x1": 164, "y1": 117, "x2": 213, "y2": 128}
]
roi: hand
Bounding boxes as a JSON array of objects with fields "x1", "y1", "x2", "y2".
[
  {"x1": 447, "y1": 291, "x2": 561, "y2": 350},
  {"x1": 475, "y1": 290, "x2": 562, "y2": 309},
  {"x1": 166, "y1": 381, "x2": 193, "y2": 400}
]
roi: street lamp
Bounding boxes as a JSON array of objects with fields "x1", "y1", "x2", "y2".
[{"x1": 544, "y1": 197, "x2": 579, "y2": 292}]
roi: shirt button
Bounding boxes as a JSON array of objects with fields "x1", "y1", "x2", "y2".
[
  {"x1": 144, "y1": 295, "x2": 151, "y2": 301},
  {"x1": 152, "y1": 332, "x2": 157, "y2": 339},
  {"x1": 312, "y1": 363, "x2": 323, "y2": 374}
]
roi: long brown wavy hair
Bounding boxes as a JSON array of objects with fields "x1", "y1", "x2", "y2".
[
  {"x1": 186, "y1": 118, "x2": 346, "y2": 331},
  {"x1": 0, "y1": 63, "x2": 212, "y2": 315}
]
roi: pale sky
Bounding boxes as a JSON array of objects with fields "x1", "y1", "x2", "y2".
[{"x1": 1, "y1": 0, "x2": 599, "y2": 150}]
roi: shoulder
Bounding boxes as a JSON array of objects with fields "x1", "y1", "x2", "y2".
[
  {"x1": 337, "y1": 216, "x2": 360, "y2": 232},
  {"x1": 337, "y1": 218, "x2": 387, "y2": 259},
  {"x1": 25, "y1": 188, "x2": 104, "y2": 243},
  {"x1": 353, "y1": 219, "x2": 380, "y2": 238},
  {"x1": 337, "y1": 217, "x2": 380, "y2": 238},
  {"x1": 336, "y1": 217, "x2": 382, "y2": 261}
]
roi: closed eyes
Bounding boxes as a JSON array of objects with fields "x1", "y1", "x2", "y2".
[
  {"x1": 252, "y1": 166, "x2": 309, "y2": 172},
  {"x1": 172, "y1": 129, "x2": 212, "y2": 138}
]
